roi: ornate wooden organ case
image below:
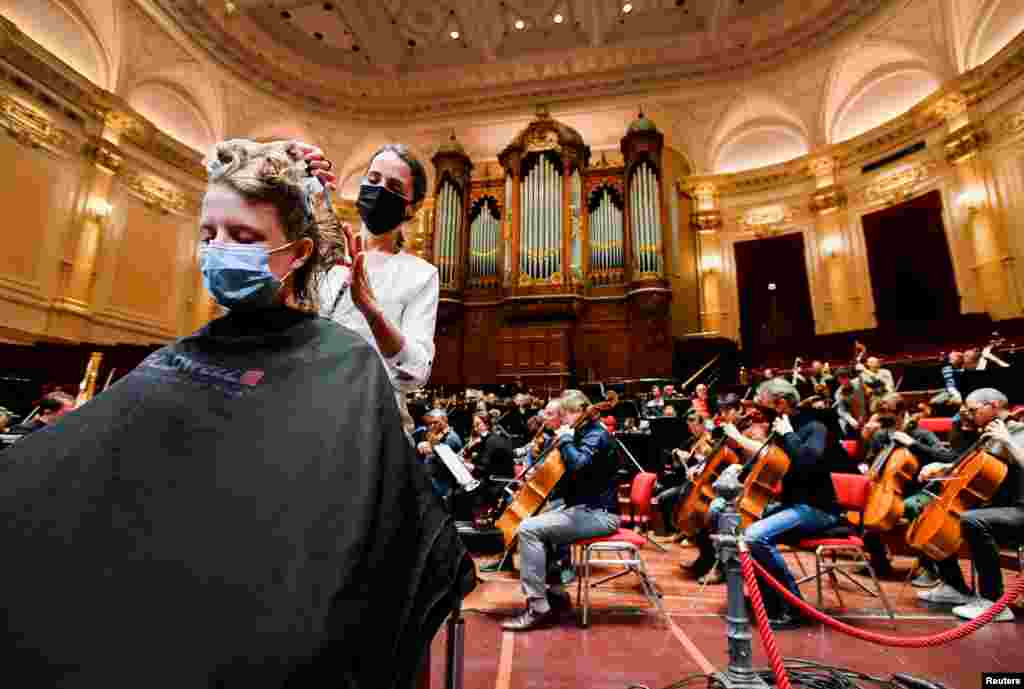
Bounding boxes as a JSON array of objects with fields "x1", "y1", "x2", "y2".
[{"x1": 428, "y1": 109, "x2": 674, "y2": 390}]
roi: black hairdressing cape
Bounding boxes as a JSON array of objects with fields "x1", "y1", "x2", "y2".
[{"x1": 0, "y1": 306, "x2": 474, "y2": 689}]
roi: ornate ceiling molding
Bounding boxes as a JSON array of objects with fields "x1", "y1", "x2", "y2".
[
  {"x1": 148, "y1": 0, "x2": 893, "y2": 120},
  {"x1": 0, "y1": 93, "x2": 75, "y2": 153},
  {"x1": 118, "y1": 170, "x2": 199, "y2": 216}
]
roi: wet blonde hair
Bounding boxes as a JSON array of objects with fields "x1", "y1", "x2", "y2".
[{"x1": 205, "y1": 139, "x2": 343, "y2": 308}]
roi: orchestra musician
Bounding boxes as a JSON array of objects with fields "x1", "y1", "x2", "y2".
[
  {"x1": 416, "y1": 408, "x2": 464, "y2": 501},
  {"x1": 834, "y1": 367, "x2": 867, "y2": 438},
  {"x1": 654, "y1": 411, "x2": 713, "y2": 543},
  {"x1": 502, "y1": 390, "x2": 620, "y2": 631},
  {"x1": 723, "y1": 379, "x2": 854, "y2": 630},
  {"x1": 645, "y1": 385, "x2": 665, "y2": 417},
  {"x1": 6, "y1": 391, "x2": 75, "y2": 436},
  {"x1": 931, "y1": 350, "x2": 964, "y2": 409},
  {"x1": 857, "y1": 393, "x2": 957, "y2": 579},
  {"x1": 914, "y1": 388, "x2": 1024, "y2": 621},
  {"x1": 857, "y1": 356, "x2": 896, "y2": 400},
  {"x1": 690, "y1": 384, "x2": 710, "y2": 418},
  {"x1": 503, "y1": 393, "x2": 534, "y2": 438},
  {"x1": 462, "y1": 411, "x2": 516, "y2": 506}
]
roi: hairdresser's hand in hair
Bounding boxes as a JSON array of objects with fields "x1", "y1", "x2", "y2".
[
  {"x1": 340, "y1": 222, "x2": 382, "y2": 321},
  {"x1": 300, "y1": 144, "x2": 337, "y2": 191}
]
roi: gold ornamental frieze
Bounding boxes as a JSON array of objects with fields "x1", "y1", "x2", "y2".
[
  {"x1": 119, "y1": 171, "x2": 197, "y2": 216},
  {"x1": 0, "y1": 95, "x2": 73, "y2": 153},
  {"x1": 857, "y1": 161, "x2": 940, "y2": 207}
]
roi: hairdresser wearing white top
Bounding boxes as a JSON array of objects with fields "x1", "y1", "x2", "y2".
[{"x1": 312, "y1": 144, "x2": 439, "y2": 432}]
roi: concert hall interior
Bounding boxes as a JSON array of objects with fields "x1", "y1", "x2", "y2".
[{"x1": 3, "y1": 1, "x2": 1024, "y2": 688}]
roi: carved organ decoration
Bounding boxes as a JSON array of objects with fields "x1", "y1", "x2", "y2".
[
  {"x1": 587, "y1": 184, "x2": 625, "y2": 285},
  {"x1": 498, "y1": 106, "x2": 590, "y2": 294},
  {"x1": 467, "y1": 196, "x2": 500, "y2": 288}
]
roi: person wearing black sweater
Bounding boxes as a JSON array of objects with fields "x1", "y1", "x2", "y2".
[
  {"x1": 735, "y1": 378, "x2": 851, "y2": 630},
  {"x1": 858, "y1": 393, "x2": 958, "y2": 578}
]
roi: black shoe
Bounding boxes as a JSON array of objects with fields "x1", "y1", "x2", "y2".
[
  {"x1": 480, "y1": 558, "x2": 515, "y2": 573},
  {"x1": 501, "y1": 607, "x2": 555, "y2": 631},
  {"x1": 548, "y1": 591, "x2": 573, "y2": 616},
  {"x1": 768, "y1": 612, "x2": 809, "y2": 631}
]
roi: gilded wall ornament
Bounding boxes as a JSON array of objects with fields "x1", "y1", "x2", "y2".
[
  {"x1": 82, "y1": 138, "x2": 124, "y2": 174},
  {"x1": 119, "y1": 171, "x2": 196, "y2": 216},
  {"x1": 0, "y1": 95, "x2": 72, "y2": 152},
  {"x1": 944, "y1": 122, "x2": 990, "y2": 163},
  {"x1": 858, "y1": 161, "x2": 940, "y2": 206},
  {"x1": 692, "y1": 209, "x2": 723, "y2": 232},
  {"x1": 809, "y1": 185, "x2": 847, "y2": 214}
]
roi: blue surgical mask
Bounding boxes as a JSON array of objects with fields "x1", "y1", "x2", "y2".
[{"x1": 200, "y1": 242, "x2": 297, "y2": 310}]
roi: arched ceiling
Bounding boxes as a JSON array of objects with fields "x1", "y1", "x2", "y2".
[
  {"x1": 4, "y1": 0, "x2": 1023, "y2": 188},
  {"x1": 152, "y1": 0, "x2": 892, "y2": 117}
]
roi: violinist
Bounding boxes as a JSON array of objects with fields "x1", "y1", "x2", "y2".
[
  {"x1": 645, "y1": 385, "x2": 666, "y2": 417},
  {"x1": 858, "y1": 394, "x2": 957, "y2": 579},
  {"x1": 502, "y1": 390, "x2": 621, "y2": 631},
  {"x1": 914, "y1": 388, "x2": 1024, "y2": 621},
  {"x1": 464, "y1": 413, "x2": 515, "y2": 487},
  {"x1": 728, "y1": 379, "x2": 853, "y2": 631},
  {"x1": 857, "y1": 356, "x2": 896, "y2": 400},
  {"x1": 416, "y1": 408, "x2": 464, "y2": 501},
  {"x1": 503, "y1": 393, "x2": 533, "y2": 439},
  {"x1": 654, "y1": 412, "x2": 711, "y2": 543}
]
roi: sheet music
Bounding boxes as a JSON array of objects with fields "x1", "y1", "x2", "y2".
[{"x1": 434, "y1": 443, "x2": 480, "y2": 492}]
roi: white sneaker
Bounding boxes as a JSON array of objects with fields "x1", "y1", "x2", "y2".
[
  {"x1": 916, "y1": 583, "x2": 971, "y2": 605},
  {"x1": 952, "y1": 599, "x2": 1015, "y2": 622}
]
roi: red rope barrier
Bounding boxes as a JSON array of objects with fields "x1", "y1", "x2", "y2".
[
  {"x1": 738, "y1": 543, "x2": 794, "y2": 689},
  {"x1": 740, "y1": 548, "x2": 1024, "y2": 647}
]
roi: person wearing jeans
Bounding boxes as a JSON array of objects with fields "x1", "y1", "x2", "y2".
[
  {"x1": 915, "y1": 388, "x2": 1024, "y2": 622},
  {"x1": 727, "y1": 378, "x2": 852, "y2": 630},
  {"x1": 502, "y1": 390, "x2": 620, "y2": 631}
]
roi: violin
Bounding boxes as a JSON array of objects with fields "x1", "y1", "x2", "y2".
[{"x1": 906, "y1": 425, "x2": 1009, "y2": 561}]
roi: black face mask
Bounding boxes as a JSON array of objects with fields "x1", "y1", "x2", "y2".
[{"x1": 357, "y1": 183, "x2": 408, "y2": 235}]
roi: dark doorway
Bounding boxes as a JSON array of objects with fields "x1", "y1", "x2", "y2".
[
  {"x1": 734, "y1": 233, "x2": 816, "y2": 360},
  {"x1": 862, "y1": 190, "x2": 959, "y2": 327}
]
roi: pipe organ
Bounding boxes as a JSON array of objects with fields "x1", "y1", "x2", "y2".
[
  {"x1": 519, "y1": 153, "x2": 563, "y2": 283},
  {"x1": 468, "y1": 198, "x2": 500, "y2": 288},
  {"x1": 588, "y1": 185, "x2": 625, "y2": 285},
  {"x1": 427, "y1": 110, "x2": 676, "y2": 389},
  {"x1": 434, "y1": 177, "x2": 463, "y2": 289},
  {"x1": 630, "y1": 161, "x2": 663, "y2": 277}
]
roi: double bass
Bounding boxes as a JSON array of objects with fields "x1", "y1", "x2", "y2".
[
  {"x1": 906, "y1": 431, "x2": 1008, "y2": 561},
  {"x1": 495, "y1": 392, "x2": 618, "y2": 551}
]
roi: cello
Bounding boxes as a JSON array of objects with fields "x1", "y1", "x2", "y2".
[
  {"x1": 734, "y1": 403, "x2": 791, "y2": 528},
  {"x1": 857, "y1": 412, "x2": 927, "y2": 531},
  {"x1": 906, "y1": 431, "x2": 1008, "y2": 561},
  {"x1": 673, "y1": 429, "x2": 741, "y2": 538},
  {"x1": 494, "y1": 392, "x2": 618, "y2": 552}
]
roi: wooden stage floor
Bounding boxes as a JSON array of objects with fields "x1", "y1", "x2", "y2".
[{"x1": 423, "y1": 540, "x2": 1024, "y2": 689}]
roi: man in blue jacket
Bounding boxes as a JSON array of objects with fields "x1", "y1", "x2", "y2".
[{"x1": 502, "y1": 389, "x2": 620, "y2": 631}]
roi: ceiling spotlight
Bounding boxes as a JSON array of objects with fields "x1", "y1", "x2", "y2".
[
  {"x1": 622, "y1": 3, "x2": 633, "y2": 13},
  {"x1": 224, "y1": 1, "x2": 237, "y2": 15},
  {"x1": 450, "y1": 30, "x2": 460, "y2": 39},
  {"x1": 553, "y1": 13, "x2": 563, "y2": 23},
  {"x1": 514, "y1": 19, "x2": 525, "y2": 30}
]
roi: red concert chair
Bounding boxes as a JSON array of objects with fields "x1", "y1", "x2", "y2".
[
  {"x1": 916, "y1": 417, "x2": 953, "y2": 437},
  {"x1": 841, "y1": 440, "x2": 861, "y2": 461},
  {"x1": 571, "y1": 471, "x2": 666, "y2": 628},
  {"x1": 791, "y1": 473, "x2": 895, "y2": 620}
]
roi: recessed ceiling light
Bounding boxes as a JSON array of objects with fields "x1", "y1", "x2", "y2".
[
  {"x1": 622, "y1": 3, "x2": 633, "y2": 13},
  {"x1": 313, "y1": 31, "x2": 324, "y2": 40},
  {"x1": 514, "y1": 19, "x2": 525, "y2": 30},
  {"x1": 280, "y1": 10, "x2": 291, "y2": 19},
  {"x1": 323, "y1": 2, "x2": 334, "y2": 9},
  {"x1": 553, "y1": 13, "x2": 563, "y2": 23},
  {"x1": 450, "y1": 30, "x2": 460, "y2": 39}
]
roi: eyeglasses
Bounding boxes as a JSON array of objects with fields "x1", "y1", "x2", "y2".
[{"x1": 362, "y1": 172, "x2": 410, "y2": 201}]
